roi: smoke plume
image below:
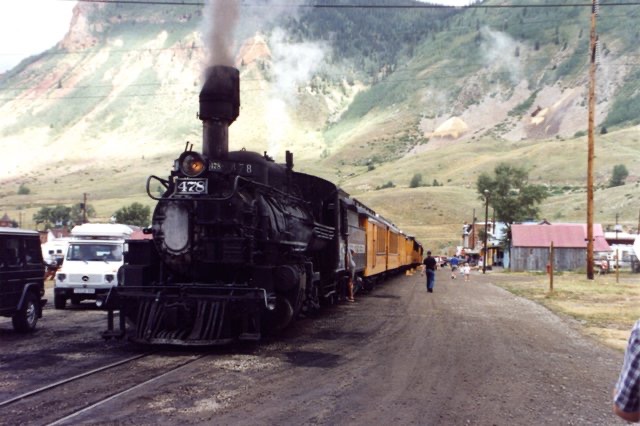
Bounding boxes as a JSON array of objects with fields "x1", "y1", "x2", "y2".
[{"x1": 202, "y1": 0, "x2": 240, "y2": 68}]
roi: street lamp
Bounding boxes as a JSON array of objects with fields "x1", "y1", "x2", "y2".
[{"x1": 483, "y1": 189, "x2": 490, "y2": 274}]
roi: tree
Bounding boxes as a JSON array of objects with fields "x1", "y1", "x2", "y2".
[
  {"x1": 476, "y1": 164, "x2": 548, "y2": 246},
  {"x1": 33, "y1": 205, "x2": 72, "y2": 230},
  {"x1": 113, "y1": 202, "x2": 150, "y2": 227},
  {"x1": 609, "y1": 164, "x2": 629, "y2": 188},
  {"x1": 410, "y1": 173, "x2": 423, "y2": 188},
  {"x1": 70, "y1": 203, "x2": 96, "y2": 224}
]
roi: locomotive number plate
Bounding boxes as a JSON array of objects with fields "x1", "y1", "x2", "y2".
[{"x1": 176, "y1": 178, "x2": 208, "y2": 195}]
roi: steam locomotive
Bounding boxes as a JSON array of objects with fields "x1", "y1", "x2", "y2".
[{"x1": 103, "y1": 66, "x2": 423, "y2": 345}]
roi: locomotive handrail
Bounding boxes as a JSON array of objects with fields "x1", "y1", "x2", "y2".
[
  {"x1": 148, "y1": 173, "x2": 312, "y2": 206},
  {"x1": 225, "y1": 175, "x2": 309, "y2": 204},
  {"x1": 146, "y1": 175, "x2": 170, "y2": 201}
]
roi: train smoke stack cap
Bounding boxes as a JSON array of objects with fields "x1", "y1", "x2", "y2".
[
  {"x1": 199, "y1": 66, "x2": 240, "y2": 123},
  {"x1": 199, "y1": 66, "x2": 240, "y2": 159}
]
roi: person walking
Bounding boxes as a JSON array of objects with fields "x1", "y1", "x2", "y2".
[
  {"x1": 613, "y1": 319, "x2": 640, "y2": 422},
  {"x1": 461, "y1": 262, "x2": 471, "y2": 282},
  {"x1": 449, "y1": 255, "x2": 459, "y2": 279},
  {"x1": 423, "y1": 251, "x2": 437, "y2": 293}
]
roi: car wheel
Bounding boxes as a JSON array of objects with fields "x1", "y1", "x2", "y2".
[
  {"x1": 54, "y1": 293, "x2": 66, "y2": 310},
  {"x1": 12, "y1": 293, "x2": 39, "y2": 333}
]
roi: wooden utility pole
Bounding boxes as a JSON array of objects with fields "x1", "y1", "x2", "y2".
[
  {"x1": 549, "y1": 241, "x2": 554, "y2": 293},
  {"x1": 82, "y1": 193, "x2": 88, "y2": 224},
  {"x1": 586, "y1": 0, "x2": 598, "y2": 280}
]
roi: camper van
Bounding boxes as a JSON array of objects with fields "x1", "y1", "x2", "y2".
[
  {"x1": 41, "y1": 234, "x2": 69, "y2": 267},
  {"x1": 54, "y1": 224, "x2": 137, "y2": 309}
]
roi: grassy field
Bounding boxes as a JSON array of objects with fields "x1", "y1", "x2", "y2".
[{"x1": 490, "y1": 271, "x2": 640, "y2": 351}]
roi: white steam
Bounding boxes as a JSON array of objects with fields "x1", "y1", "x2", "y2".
[
  {"x1": 481, "y1": 27, "x2": 522, "y2": 84},
  {"x1": 199, "y1": 1, "x2": 328, "y2": 159},
  {"x1": 266, "y1": 28, "x2": 327, "y2": 157},
  {"x1": 269, "y1": 28, "x2": 326, "y2": 100}
]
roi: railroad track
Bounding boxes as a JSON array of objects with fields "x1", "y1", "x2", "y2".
[
  {"x1": 0, "y1": 353, "x2": 152, "y2": 409},
  {"x1": 0, "y1": 351, "x2": 209, "y2": 425}
]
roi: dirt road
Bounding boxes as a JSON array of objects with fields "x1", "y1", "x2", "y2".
[{"x1": 0, "y1": 269, "x2": 627, "y2": 425}]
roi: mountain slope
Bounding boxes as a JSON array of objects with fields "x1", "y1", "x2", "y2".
[{"x1": 1, "y1": 0, "x2": 639, "y2": 249}]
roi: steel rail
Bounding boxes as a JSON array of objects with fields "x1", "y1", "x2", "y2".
[
  {"x1": 0, "y1": 352, "x2": 153, "y2": 409},
  {"x1": 47, "y1": 354, "x2": 209, "y2": 426}
]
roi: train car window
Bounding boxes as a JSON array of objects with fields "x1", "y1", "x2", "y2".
[
  {"x1": 340, "y1": 203, "x2": 349, "y2": 236},
  {"x1": 376, "y1": 226, "x2": 386, "y2": 253},
  {"x1": 389, "y1": 233, "x2": 398, "y2": 254}
]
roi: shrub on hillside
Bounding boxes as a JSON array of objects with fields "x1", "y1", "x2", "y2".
[
  {"x1": 609, "y1": 164, "x2": 629, "y2": 188},
  {"x1": 17, "y1": 184, "x2": 30, "y2": 195},
  {"x1": 376, "y1": 181, "x2": 395, "y2": 190},
  {"x1": 410, "y1": 173, "x2": 423, "y2": 188}
]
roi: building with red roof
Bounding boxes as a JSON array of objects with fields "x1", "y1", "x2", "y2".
[{"x1": 511, "y1": 223, "x2": 611, "y2": 272}]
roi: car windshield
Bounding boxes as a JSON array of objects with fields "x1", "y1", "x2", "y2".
[{"x1": 67, "y1": 243, "x2": 122, "y2": 262}]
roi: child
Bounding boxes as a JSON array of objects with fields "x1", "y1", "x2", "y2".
[{"x1": 462, "y1": 262, "x2": 471, "y2": 282}]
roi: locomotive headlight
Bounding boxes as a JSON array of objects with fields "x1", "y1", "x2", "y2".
[{"x1": 180, "y1": 152, "x2": 207, "y2": 177}]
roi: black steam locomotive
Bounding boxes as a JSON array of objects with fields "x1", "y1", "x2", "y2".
[{"x1": 103, "y1": 66, "x2": 421, "y2": 345}]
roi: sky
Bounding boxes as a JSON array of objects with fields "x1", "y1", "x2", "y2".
[
  {"x1": 0, "y1": 0, "x2": 473, "y2": 74},
  {"x1": 0, "y1": 1, "x2": 77, "y2": 73}
]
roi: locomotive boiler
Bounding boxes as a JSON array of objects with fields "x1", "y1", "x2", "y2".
[{"x1": 104, "y1": 65, "x2": 422, "y2": 345}]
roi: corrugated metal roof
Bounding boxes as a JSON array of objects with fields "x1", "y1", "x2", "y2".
[{"x1": 512, "y1": 224, "x2": 610, "y2": 251}]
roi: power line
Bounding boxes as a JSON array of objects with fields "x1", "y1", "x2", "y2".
[
  {"x1": 5, "y1": 52, "x2": 640, "y2": 99},
  {"x1": 311, "y1": 1, "x2": 640, "y2": 8},
  {"x1": 57, "y1": 0, "x2": 640, "y2": 8},
  {"x1": 0, "y1": 12, "x2": 623, "y2": 60}
]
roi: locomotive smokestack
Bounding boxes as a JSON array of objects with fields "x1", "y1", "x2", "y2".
[{"x1": 199, "y1": 66, "x2": 240, "y2": 159}]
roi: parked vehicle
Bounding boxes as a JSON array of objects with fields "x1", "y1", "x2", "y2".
[
  {"x1": 0, "y1": 227, "x2": 47, "y2": 332},
  {"x1": 54, "y1": 223, "x2": 139, "y2": 309}
]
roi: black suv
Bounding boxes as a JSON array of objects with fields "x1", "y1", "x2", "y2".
[{"x1": 0, "y1": 227, "x2": 47, "y2": 332}]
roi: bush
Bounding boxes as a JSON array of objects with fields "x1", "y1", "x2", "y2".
[
  {"x1": 609, "y1": 164, "x2": 629, "y2": 188},
  {"x1": 17, "y1": 184, "x2": 30, "y2": 195},
  {"x1": 376, "y1": 181, "x2": 395, "y2": 190},
  {"x1": 410, "y1": 173, "x2": 423, "y2": 188}
]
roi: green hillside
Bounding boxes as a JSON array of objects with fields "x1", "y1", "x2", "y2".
[{"x1": 1, "y1": 0, "x2": 640, "y2": 251}]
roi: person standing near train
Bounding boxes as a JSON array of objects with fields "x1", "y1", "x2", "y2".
[
  {"x1": 423, "y1": 251, "x2": 437, "y2": 293},
  {"x1": 346, "y1": 248, "x2": 356, "y2": 302}
]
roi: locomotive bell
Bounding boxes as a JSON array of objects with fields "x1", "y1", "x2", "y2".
[{"x1": 199, "y1": 66, "x2": 240, "y2": 160}]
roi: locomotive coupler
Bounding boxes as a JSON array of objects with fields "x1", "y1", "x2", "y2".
[{"x1": 102, "y1": 308, "x2": 126, "y2": 340}]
